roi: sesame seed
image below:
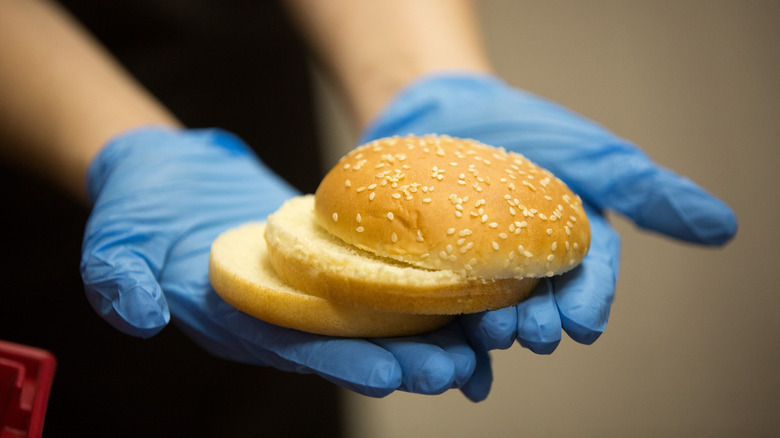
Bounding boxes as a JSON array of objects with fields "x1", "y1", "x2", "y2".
[
  {"x1": 356, "y1": 213, "x2": 361, "y2": 223},
  {"x1": 369, "y1": 192, "x2": 376, "y2": 201},
  {"x1": 545, "y1": 271, "x2": 555, "y2": 277},
  {"x1": 538, "y1": 213, "x2": 548, "y2": 220},
  {"x1": 552, "y1": 242, "x2": 558, "y2": 251},
  {"x1": 345, "y1": 179, "x2": 351, "y2": 187},
  {"x1": 457, "y1": 238, "x2": 466, "y2": 246},
  {"x1": 416, "y1": 230, "x2": 424, "y2": 242},
  {"x1": 492, "y1": 241, "x2": 500, "y2": 250},
  {"x1": 387, "y1": 212, "x2": 394, "y2": 220},
  {"x1": 368, "y1": 184, "x2": 377, "y2": 190},
  {"x1": 455, "y1": 211, "x2": 463, "y2": 217},
  {"x1": 458, "y1": 229, "x2": 473, "y2": 236},
  {"x1": 439, "y1": 251, "x2": 448, "y2": 259},
  {"x1": 489, "y1": 222, "x2": 498, "y2": 228},
  {"x1": 447, "y1": 228, "x2": 456, "y2": 235},
  {"x1": 573, "y1": 242, "x2": 580, "y2": 250},
  {"x1": 565, "y1": 241, "x2": 570, "y2": 250},
  {"x1": 391, "y1": 232, "x2": 398, "y2": 243},
  {"x1": 547, "y1": 228, "x2": 553, "y2": 235},
  {"x1": 332, "y1": 213, "x2": 338, "y2": 222},
  {"x1": 499, "y1": 233, "x2": 508, "y2": 239},
  {"x1": 524, "y1": 250, "x2": 534, "y2": 257},
  {"x1": 356, "y1": 226, "x2": 365, "y2": 233},
  {"x1": 481, "y1": 214, "x2": 489, "y2": 223},
  {"x1": 391, "y1": 193, "x2": 401, "y2": 199},
  {"x1": 547, "y1": 254, "x2": 555, "y2": 262},
  {"x1": 446, "y1": 245, "x2": 453, "y2": 254},
  {"x1": 423, "y1": 198, "x2": 432, "y2": 203}
]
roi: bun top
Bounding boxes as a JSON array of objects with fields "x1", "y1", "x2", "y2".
[{"x1": 314, "y1": 135, "x2": 590, "y2": 279}]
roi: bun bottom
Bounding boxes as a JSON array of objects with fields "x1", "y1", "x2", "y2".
[{"x1": 209, "y1": 222, "x2": 454, "y2": 337}]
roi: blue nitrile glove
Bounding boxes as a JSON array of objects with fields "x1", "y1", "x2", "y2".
[
  {"x1": 361, "y1": 74, "x2": 738, "y2": 354},
  {"x1": 80, "y1": 127, "x2": 489, "y2": 400}
]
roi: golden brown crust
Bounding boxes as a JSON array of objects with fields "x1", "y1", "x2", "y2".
[
  {"x1": 265, "y1": 196, "x2": 539, "y2": 314},
  {"x1": 209, "y1": 222, "x2": 454, "y2": 337},
  {"x1": 314, "y1": 135, "x2": 590, "y2": 279}
]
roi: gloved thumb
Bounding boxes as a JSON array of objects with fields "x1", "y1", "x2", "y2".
[
  {"x1": 554, "y1": 143, "x2": 737, "y2": 245},
  {"x1": 80, "y1": 239, "x2": 170, "y2": 338}
]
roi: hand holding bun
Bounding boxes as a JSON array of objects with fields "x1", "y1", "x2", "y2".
[{"x1": 210, "y1": 135, "x2": 590, "y2": 337}]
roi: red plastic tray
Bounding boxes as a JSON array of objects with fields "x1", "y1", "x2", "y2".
[{"x1": 0, "y1": 341, "x2": 56, "y2": 438}]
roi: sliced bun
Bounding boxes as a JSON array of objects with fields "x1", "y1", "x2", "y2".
[
  {"x1": 314, "y1": 135, "x2": 590, "y2": 279},
  {"x1": 265, "y1": 196, "x2": 539, "y2": 314},
  {"x1": 209, "y1": 222, "x2": 454, "y2": 337}
]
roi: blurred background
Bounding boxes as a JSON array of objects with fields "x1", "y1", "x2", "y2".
[
  {"x1": 311, "y1": 1, "x2": 780, "y2": 436},
  {"x1": 2, "y1": 1, "x2": 777, "y2": 437}
]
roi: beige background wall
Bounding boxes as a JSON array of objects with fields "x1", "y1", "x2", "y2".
[{"x1": 312, "y1": 1, "x2": 780, "y2": 436}]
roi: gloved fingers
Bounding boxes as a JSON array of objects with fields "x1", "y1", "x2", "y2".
[
  {"x1": 413, "y1": 321, "x2": 478, "y2": 388},
  {"x1": 515, "y1": 279, "x2": 562, "y2": 354},
  {"x1": 552, "y1": 211, "x2": 620, "y2": 345},
  {"x1": 216, "y1": 297, "x2": 403, "y2": 398},
  {"x1": 460, "y1": 306, "x2": 517, "y2": 351},
  {"x1": 459, "y1": 347, "x2": 493, "y2": 402},
  {"x1": 370, "y1": 336, "x2": 458, "y2": 395},
  {"x1": 79, "y1": 242, "x2": 170, "y2": 338}
]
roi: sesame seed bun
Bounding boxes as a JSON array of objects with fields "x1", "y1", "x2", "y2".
[
  {"x1": 264, "y1": 196, "x2": 538, "y2": 314},
  {"x1": 209, "y1": 222, "x2": 454, "y2": 337},
  {"x1": 209, "y1": 135, "x2": 589, "y2": 337},
  {"x1": 314, "y1": 135, "x2": 590, "y2": 280}
]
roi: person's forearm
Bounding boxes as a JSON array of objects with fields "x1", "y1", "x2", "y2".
[
  {"x1": 0, "y1": 0, "x2": 180, "y2": 202},
  {"x1": 283, "y1": 0, "x2": 492, "y2": 128}
]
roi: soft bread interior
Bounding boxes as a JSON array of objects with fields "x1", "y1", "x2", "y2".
[
  {"x1": 209, "y1": 222, "x2": 454, "y2": 337},
  {"x1": 265, "y1": 196, "x2": 539, "y2": 314}
]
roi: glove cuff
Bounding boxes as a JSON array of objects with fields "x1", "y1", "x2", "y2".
[
  {"x1": 360, "y1": 72, "x2": 507, "y2": 144},
  {"x1": 85, "y1": 126, "x2": 256, "y2": 205}
]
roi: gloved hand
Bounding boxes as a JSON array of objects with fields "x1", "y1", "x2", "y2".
[
  {"x1": 361, "y1": 74, "x2": 738, "y2": 353},
  {"x1": 80, "y1": 127, "x2": 490, "y2": 400}
]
